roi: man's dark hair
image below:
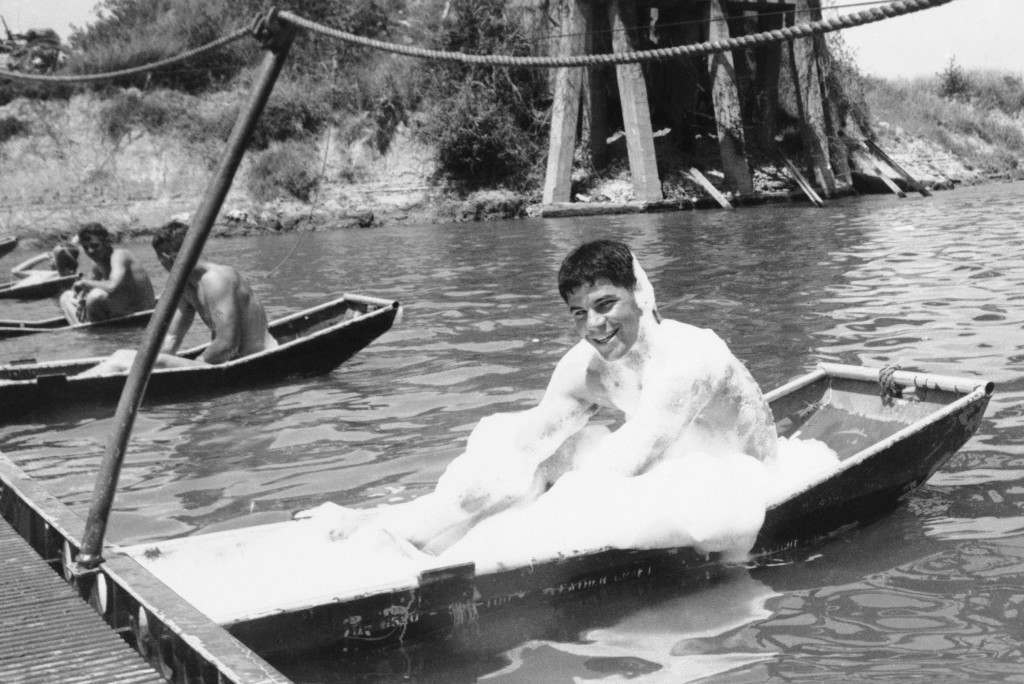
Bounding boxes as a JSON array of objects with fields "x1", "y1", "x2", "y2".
[
  {"x1": 77, "y1": 222, "x2": 110, "y2": 244},
  {"x1": 557, "y1": 239, "x2": 636, "y2": 302},
  {"x1": 151, "y1": 220, "x2": 189, "y2": 256},
  {"x1": 52, "y1": 242, "x2": 78, "y2": 275}
]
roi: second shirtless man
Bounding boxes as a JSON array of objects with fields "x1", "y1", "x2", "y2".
[{"x1": 79, "y1": 220, "x2": 277, "y2": 376}]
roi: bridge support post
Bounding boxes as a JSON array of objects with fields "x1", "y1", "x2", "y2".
[
  {"x1": 708, "y1": 0, "x2": 753, "y2": 195},
  {"x1": 788, "y1": 0, "x2": 837, "y2": 196},
  {"x1": 542, "y1": 0, "x2": 587, "y2": 204},
  {"x1": 608, "y1": 0, "x2": 662, "y2": 202},
  {"x1": 755, "y1": 9, "x2": 784, "y2": 151},
  {"x1": 581, "y1": 0, "x2": 609, "y2": 171}
]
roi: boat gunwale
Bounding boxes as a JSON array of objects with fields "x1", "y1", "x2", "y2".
[
  {"x1": 0, "y1": 273, "x2": 78, "y2": 299},
  {"x1": 762, "y1": 363, "x2": 994, "y2": 508},
  {"x1": 0, "y1": 308, "x2": 154, "y2": 335}
]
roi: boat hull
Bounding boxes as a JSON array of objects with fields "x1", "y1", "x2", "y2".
[
  {"x1": 122, "y1": 364, "x2": 993, "y2": 656},
  {"x1": 0, "y1": 293, "x2": 399, "y2": 418},
  {"x1": 0, "y1": 236, "x2": 17, "y2": 259},
  {"x1": 0, "y1": 309, "x2": 153, "y2": 339},
  {"x1": 0, "y1": 274, "x2": 77, "y2": 300}
]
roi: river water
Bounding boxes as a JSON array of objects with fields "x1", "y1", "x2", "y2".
[{"x1": 1, "y1": 182, "x2": 1023, "y2": 682}]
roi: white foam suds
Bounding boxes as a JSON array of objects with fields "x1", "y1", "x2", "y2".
[{"x1": 296, "y1": 421, "x2": 841, "y2": 581}]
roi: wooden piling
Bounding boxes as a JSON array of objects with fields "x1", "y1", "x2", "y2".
[
  {"x1": 708, "y1": 0, "x2": 754, "y2": 195},
  {"x1": 608, "y1": 0, "x2": 662, "y2": 202},
  {"x1": 542, "y1": 0, "x2": 586, "y2": 204},
  {"x1": 788, "y1": 0, "x2": 836, "y2": 197},
  {"x1": 756, "y1": 9, "x2": 784, "y2": 151},
  {"x1": 581, "y1": 1, "x2": 609, "y2": 171}
]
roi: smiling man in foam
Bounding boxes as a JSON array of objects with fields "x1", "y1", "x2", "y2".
[{"x1": 302, "y1": 239, "x2": 782, "y2": 558}]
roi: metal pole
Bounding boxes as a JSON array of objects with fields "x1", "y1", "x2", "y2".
[{"x1": 76, "y1": 12, "x2": 295, "y2": 569}]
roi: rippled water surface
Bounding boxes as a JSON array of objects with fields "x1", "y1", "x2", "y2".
[{"x1": 2, "y1": 182, "x2": 1024, "y2": 681}]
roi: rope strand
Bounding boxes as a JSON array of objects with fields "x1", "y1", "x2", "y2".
[
  {"x1": 0, "y1": 0, "x2": 951, "y2": 86},
  {"x1": 278, "y1": 0, "x2": 951, "y2": 68},
  {"x1": 0, "y1": 26, "x2": 250, "y2": 84}
]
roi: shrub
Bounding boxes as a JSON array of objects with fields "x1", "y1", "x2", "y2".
[
  {"x1": 66, "y1": 0, "x2": 260, "y2": 92},
  {"x1": 247, "y1": 142, "x2": 320, "y2": 201},
  {"x1": 97, "y1": 89, "x2": 185, "y2": 141},
  {"x1": 410, "y1": 0, "x2": 549, "y2": 190},
  {"x1": 938, "y1": 57, "x2": 971, "y2": 100},
  {"x1": 0, "y1": 116, "x2": 30, "y2": 144}
]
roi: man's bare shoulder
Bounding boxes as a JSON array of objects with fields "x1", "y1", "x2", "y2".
[
  {"x1": 110, "y1": 247, "x2": 135, "y2": 264},
  {"x1": 655, "y1": 319, "x2": 730, "y2": 355},
  {"x1": 198, "y1": 262, "x2": 242, "y2": 293},
  {"x1": 643, "y1": 319, "x2": 734, "y2": 385}
]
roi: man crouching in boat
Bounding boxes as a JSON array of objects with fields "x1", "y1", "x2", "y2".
[
  {"x1": 76, "y1": 221, "x2": 278, "y2": 377},
  {"x1": 59, "y1": 223, "x2": 156, "y2": 324},
  {"x1": 302, "y1": 239, "x2": 778, "y2": 554}
]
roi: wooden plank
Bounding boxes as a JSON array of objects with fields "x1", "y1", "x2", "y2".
[
  {"x1": 864, "y1": 150, "x2": 906, "y2": 197},
  {"x1": 864, "y1": 139, "x2": 932, "y2": 197},
  {"x1": 708, "y1": 0, "x2": 754, "y2": 195},
  {"x1": 780, "y1": 153, "x2": 825, "y2": 207},
  {"x1": 0, "y1": 518, "x2": 163, "y2": 683},
  {"x1": 609, "y1": 0, "x2": 663, "y2": 202},
  {"x1": 542, "y1": 0, "x2": 586, "y2": 204},
  {"x1": 0, "y1": 454, "x2": 292, "y2": 683},
  {"x1": 687, "y1": 167, "x2": 734, "y2": 209}
]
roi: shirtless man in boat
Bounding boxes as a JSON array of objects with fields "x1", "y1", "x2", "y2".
[
  {"x1": 303, "y1": 239, "x2": 778, "y2": 553},
  {"x1": 59, "y1": 223, "x2": 156, "y2": 324},
  {"x1": 77, "y1": 220, "x2": 277, "y2": 377}
]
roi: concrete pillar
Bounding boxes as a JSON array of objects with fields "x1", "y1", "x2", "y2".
[
  {"x1": 542, "y1": 0, "x2": 587, "y2": 204},
  {"x1": 707, "y1": 0, "x2": 753, "y2": 195},
  {"x1": 608, "y1": 0, "x2": 662, "y2": 202}
]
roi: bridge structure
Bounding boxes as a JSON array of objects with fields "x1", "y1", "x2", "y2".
[{"x1": 541, "y1": 0, "x2": 848, "y2": 206}]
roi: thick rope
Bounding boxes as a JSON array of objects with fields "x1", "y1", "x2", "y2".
[
  {"x1": 0, "y1": 0, "x2": 950, "y2": 85},
  {"x1": 0, "y1": 26, "x2": 250, "y2": 84},
  {"x1": 279, "y1": 0, "x2": 952, "y2": 68}
]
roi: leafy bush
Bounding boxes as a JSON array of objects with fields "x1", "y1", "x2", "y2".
[
  {"x1": 247, "y1": 142, "x2": 320, "y2": 201},
  {"x1": 410, "y1": 0, "x2": 549, "y2": 190},
  {"x1": 0, "y1": 116, "x2": 30, "y2": 143},
  {"x1": 66, "y1": 0, "x2": 260, "y2": 92}
]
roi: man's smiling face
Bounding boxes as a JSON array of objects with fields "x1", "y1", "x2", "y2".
[{"x1": 567, "y1": 277, "x2": 642, "y2": 361}]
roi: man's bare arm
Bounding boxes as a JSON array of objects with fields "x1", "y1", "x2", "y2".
[
  {"x1": 435, "y1": 348, "x2": 596, "y2": 516},
  {"x1": 591, "y1": 371, "x2": 715, "y2": 476},
  {"x1": 78, "y1": 250, "x2": 130, "y2": 293},
  {"x1": 199, "y1": 273, "x2": 242, "y2": 364},
  {"x1": 162, "y1": 302, "x2": 196, "y2": 354}
]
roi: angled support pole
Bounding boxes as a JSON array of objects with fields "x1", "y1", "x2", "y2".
[{"x1": 75, "y1": 10, "x2": 295, "y2": 573}]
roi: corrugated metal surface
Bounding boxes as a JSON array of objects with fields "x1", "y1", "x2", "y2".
[{"x1": 0, "y1": 518, "x2": 163, "y2": 683}]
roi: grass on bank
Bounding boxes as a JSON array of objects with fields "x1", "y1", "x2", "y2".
[{"x1": 864, "y1": 62, "x2": 1024, "y2": 176}]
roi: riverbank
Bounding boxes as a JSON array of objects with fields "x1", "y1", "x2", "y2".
[{"x1": 0, "y1": 78, "x2": 1020, "y2": 247}]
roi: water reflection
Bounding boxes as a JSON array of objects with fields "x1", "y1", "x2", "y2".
[{"x1": 1, "y1": 183, "x2": 1024, "y2": 680}]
